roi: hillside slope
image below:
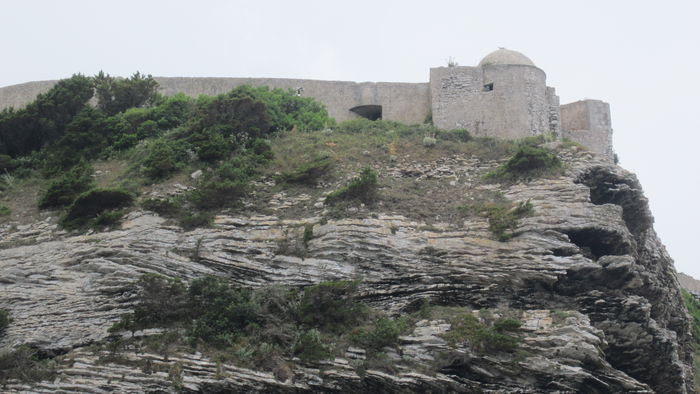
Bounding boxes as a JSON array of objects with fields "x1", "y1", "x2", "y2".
[{"x1": 0, "y1": 141, "x2": 694, "y2": 393}]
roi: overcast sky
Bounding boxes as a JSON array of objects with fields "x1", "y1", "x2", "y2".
[{"x1": 2, "y1": 0, "x2": 699, "y2": 278}]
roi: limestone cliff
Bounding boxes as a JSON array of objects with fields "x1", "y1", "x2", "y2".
[{"x1": 0, "y1": 147, "x2": 695, "y2": 393}]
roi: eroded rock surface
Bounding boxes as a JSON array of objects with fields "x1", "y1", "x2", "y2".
[{"x1": 0, "y1": 149, "x2": 694, "y2": 393}]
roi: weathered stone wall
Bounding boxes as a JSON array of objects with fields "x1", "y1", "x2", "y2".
[
  {"x1": 561, "y1": 99, "x2": 613, "y2": 161},
  {"x1": 546, "y1": 86, "x2": 561, "y2": 135},
  {"x1": 0, "y1": 80, "x2": 59, "y2": 111},
  {"x1": 0, "y1": 77, "x2": 431, "y2": 125},
  {"x1": 429, "y1": 64, "x2": 555, "y2": 139}
]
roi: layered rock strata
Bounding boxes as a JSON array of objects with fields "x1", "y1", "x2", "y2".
[{"x1": 0, "y1": 149, "x2": 694, "y2": 393}]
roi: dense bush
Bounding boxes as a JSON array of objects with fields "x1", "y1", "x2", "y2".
[
  {"x1": 326, "y1": 167, "x2": 378, "y2": 205},
  {"x1": 94, "y1": 71, "x2": 159, "y2": 116},
  {"x1": 293, "y1": 329, "x2": 331, "y2": 361},
  {"x1": 0, "y1": 74, "x2": 94, "y2": 157},
  {"x1": 442, "y1": 313, "x2": 521, "y2": 352},
  {"x1": 190, "y1": 89, "x2": 272, "y2": 143},
  {"x1": 486, "y1": 145, "x2": 562, "y2": 181},
  {"x1": 113, "y1": 275, "x2": 384, "y2": 366},
  {"x1": 42, "y1": 107, "x2": 110, "y2": 170},
  {"x1": 140, "y1": 139, "x2": 189, "y2": 180},
  {"x1": 0, "y1": 205, "x2": 10, "y2": 217},
  {"x1": 350, "y1": 317, "x2": 409, "y2": 351},
  {"x1": 296, "y1": 280, "x2": 367, "y2": 333},
  {"x1": 59, "y1": 188, "x2": 134, "y2": 229},
  {"x1": 188, "y1": 141, "x2": 273, "y2": 209},
  {"x1": 251, "y1": 86, "x2": 332, "y2": 132},
  {"x1": 38, "y1": 161, "x2": 95, "y2": 209}
]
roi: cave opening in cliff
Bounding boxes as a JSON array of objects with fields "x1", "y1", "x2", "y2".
[
  {"x1": 350, "y1": 105, "x2": 382, "y2": 121},
  {"x1": 575, "y1": 168, "x2": 653, "y2": 236},
  {"x1": 563, "y1": 228, "x2": 629, "y2": 261}
]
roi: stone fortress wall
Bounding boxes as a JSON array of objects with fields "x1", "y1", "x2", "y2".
[{"x1": 0, "y1": 49, "x2": 613, "y2": 160}]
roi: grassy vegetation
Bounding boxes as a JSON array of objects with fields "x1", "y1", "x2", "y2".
[
  {"x1": 486, "y1": 144, "x2": 562, "y2": 181},
  {"x1": 0, "y1": 205, "x2": 9, "y2": 217},
  {"x1": 460, "y1": 198, "x2": 534, "y2": 241},
  {"x1": 277, "y1": 153, "x2": 333, "y2": 185},
  {"x1": 326, "y1": 167, "x2": 379, "y2": 205}
]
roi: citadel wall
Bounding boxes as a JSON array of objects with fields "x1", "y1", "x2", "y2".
[
  {"x1": 0, "y1": 77, "x2": 431, "y2": 125},
  {"x1": 0, "y1": 48, "x2": 614, "y2": 162}
]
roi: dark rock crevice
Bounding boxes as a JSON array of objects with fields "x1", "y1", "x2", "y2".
[
  {"x1": 575, "y1": 167, "x2": 653, "y2": 238},
  {"x1": 562, "y1": 228, "x2": 630, "y2": 261}
]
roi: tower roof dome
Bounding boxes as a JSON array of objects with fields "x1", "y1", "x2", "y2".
[{"x1": 478, "y1": 48, "x2": 536, "y2": 67}]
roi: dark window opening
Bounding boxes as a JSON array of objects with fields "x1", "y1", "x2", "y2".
[
  {"x1": 483, "y1": 83, "x2": 494, "y2": 92},
  {"x1": 350, "y1": 105, "x2": 382, "y2": 121}
]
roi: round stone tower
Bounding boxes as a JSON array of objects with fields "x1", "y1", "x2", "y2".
[{"x1": 430, "y1": 48, "x2": 560, "y2": 139}]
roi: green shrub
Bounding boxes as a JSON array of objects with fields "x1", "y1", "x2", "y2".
[
  {"x1": 191, "y1": 89, "x2": 272, "y2": 142},
  {"x1": 141, "y1": 139, "x2": 188, "y2": 180},
  {"x1": 297, "y1": 281, "x2": 366, "y2": 333},
  {"x1": 486, "y1": 145, "x2": 562, "y2": 181},
  {"x1": 136, "y1": 274, "x2": 188, "y2": 326},
  {"x1": 0, "y1": 205, "x2": 9, "y2": 217},
  {"x1": 189, "y1": 179, "x2": 248, "y2": 209},
  {"x1": 188, "y1": 127, "x2": 232, "y2": 162},
  {"x1": 38, "y1": 160, "x2": 95, "y2": 209},
  {"x1": 460, "y1": 200, "x2": 533, "y2": 241},
  {"x1": 0, "y1": 346, "x2": 57, "y2": 384},
  {"x1": 351, "y1": 317, "x2": 409, "y2": 351},
  {"x1": 94, "y1": 71, "x2": 159, "y2": 116},
  {"x1": 187, "y1": 276, "x2": 261, "y2": 345},
  {"x1": 42, "y1": 106, "x2": 112, "y2": 170},
  {"x1": 59, "y1": 188, "x2": 134, "y2": 229},
  {"x1": 293, "y1": 329, "x2": 332, "y2": 361},
  {"x1": 442, "y1": 313, "x2": 521, "y2": 353},
  {"x1": 233, "y1": 86, "x2": 333, "y2": 132},
  {"x1": 0, "y1": 309, "x2": 11, "y2": 331},
  {"x1": 278, "y1": 154, "x2": 333, "y2": 184},
  {"x1": 187, "y1": 148, "x2": 272, "y2": 210},
  {"x1": 326, "y1": 167, "x2": 378, "y2": 205}
]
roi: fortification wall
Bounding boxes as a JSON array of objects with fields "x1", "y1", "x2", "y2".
[
  {"x1": 561, "y1": 99, "x2": 613, "y2": 161},
  {"x1": 546, "y1": 86, "x2": 561, "y2": 135},
  {"x1": 430, "y1": 65, "x2": 552, "y2": 139},
  {"x1": 0, "y1": 80, "x2": 59, "y2": 111},
  {"x1": 0, "y1": 77, "x2": 431, "y2": 125}
]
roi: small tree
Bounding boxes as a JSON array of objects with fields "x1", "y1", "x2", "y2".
[{"x1": 94, "y1": 71, "x2": 159, "y2": 116}]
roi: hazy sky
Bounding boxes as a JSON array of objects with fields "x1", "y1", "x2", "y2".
[{"x1": 2, "y1": 0, "x2": 699, "y2": 277}]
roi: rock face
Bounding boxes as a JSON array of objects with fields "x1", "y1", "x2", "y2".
[{"x1": 0, "y1": 149, "x2": 695, "y2": 393}]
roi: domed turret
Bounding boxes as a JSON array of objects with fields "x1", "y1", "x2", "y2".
[{"x1": 478, "y1": 48, "x2": 536, "y2": 67}]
